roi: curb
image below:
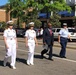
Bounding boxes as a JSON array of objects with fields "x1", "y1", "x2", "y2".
[{"x1": 0, "y1": 37, "x2": 76, "y2": 50}]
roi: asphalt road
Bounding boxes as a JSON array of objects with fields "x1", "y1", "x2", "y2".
[{"x1": 0, "y1": 40, "x2": 76, "y2": 75}]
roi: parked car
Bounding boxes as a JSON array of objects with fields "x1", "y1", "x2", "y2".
[
  {"x1": 15, "y1": 27, "x2": 40, "y2": 38},
  {"x1": 15, "y1": 28, "x2": 27, "y2": 37},
  {"x1": 0, "y1": 28, "x2": 4, "y2": 32},
  {"x1": 34, "y1": 28, "x2": 40, "y2": 38},
  {"x1": 53, "y1": 27, "x2": 76, "y2": 40}
]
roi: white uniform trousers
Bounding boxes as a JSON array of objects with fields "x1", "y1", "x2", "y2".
[
  {"x1": 27, "y1": 42, "x2": 35, "y2": 65},
  {"x1": 4, "y1": 40, "x2": 16, "y2": 67}
]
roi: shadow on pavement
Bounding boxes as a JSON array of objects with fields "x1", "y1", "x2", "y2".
[
  {"x1": 34, "y1": 53, "x2": 61, "y2": 60},
  {"x1": 16, "y1": 58, "x2": 27, "y2": 64},
  {"x1": 53, "y1": 54, "x2": 60, "y2": 58},
  {"x1": 46, "y1": 53, "x2": 60, "y2": 58},
  {"x1": 0, "y1": 60, "x2": 11, "y2": 68},
  {"x1": 34, "y1": 54, "x2": 47, "y2": 59},
  {"x1": 34, "y1": 54, "x2": 42, "y2": 59},
  {"x1": 0, "y1": 60, "x2": 3, "y2": 66}
]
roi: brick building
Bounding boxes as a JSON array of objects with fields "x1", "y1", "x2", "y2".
[{"x1": 0, "y1": 6, "x2": 10, "y2": 22}]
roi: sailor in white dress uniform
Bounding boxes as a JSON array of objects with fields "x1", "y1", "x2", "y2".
[
  {"x1": 25, "y1": 22, "x2": 38, "y2": 65},
  {"x1": 3, "y1": 21, "x2": 18, "y2": 69}
]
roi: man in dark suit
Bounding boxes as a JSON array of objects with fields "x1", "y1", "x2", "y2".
[{"x1": 41, "y1": 22, "x2": 54, "y2": 61}]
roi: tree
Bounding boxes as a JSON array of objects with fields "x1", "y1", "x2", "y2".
[
  {"x1": 0, "y1": 21, "x2": 7, "y2": 31},
  {"x1": 6, "y1": 0, "x2": 27, "y2": 27},
  {"x1": 6, "y1": 0, "x2": 71, "y2": 27},
  {"x1": 50, "y1": 12, "x2": 61, "y2": 27},
  {"x1": 24, "y1": 0, "x2": 71, "y2": 27}
]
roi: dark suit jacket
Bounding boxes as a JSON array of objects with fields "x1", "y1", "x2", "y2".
[{"x1": 43, "y1": 28, "x2": 54, "y2": 46}]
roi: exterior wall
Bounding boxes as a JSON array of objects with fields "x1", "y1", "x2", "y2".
[
  {"x1": 66, "y1": 0, "x2": 75, "y2": 5},
  {"x1": 0, "y1": 9, "x2": 10, "y2": 22},
  {"x1": 71, "y1": 0, "x2": 75, "y2": 4},
  {"x1": 0, "y1": 9, "x2": 6, "y2": 22},
  {"x1": 6, "y1": 11, "x2": 10, "y2": 22},
  {"x1": 65, "y1": 0, "x2": 76, "y2": 16}
]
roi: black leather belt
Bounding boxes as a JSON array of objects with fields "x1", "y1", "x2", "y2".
[
  {"x1": 61, "y1": 37, "x2": 67, "y2": 39},
  {"x1": 10, "y1": 38, "x2": 13, "y2": 40},
  {"x1": 7, "y1": 38, "x2": 14, "y2": 40}
]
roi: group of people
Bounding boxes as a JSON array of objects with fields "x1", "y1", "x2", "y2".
[
  {"x1": 3, "y1": 20, "x2": 71, "y2": 69},
  {"x1": 3, "y1": 21, "x2": 38, "y2": 69},
  {"x1": 41, "y1": 22, "x2": 72, "y2": 60}
]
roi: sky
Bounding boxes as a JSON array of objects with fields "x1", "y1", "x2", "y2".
[{"x1": 0, "y1": 0, "x2": 8, "y2": 6}]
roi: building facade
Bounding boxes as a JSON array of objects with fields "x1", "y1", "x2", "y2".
[
  {"x1": 59, "y1": 0, "x2": 76, "y2": 27},
  {"x1": 0, "y1": 6, "x2": 10, "y2": 22}
]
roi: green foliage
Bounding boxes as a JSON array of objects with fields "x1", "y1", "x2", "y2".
[
  {"x1": 26, "y1": 0, "x2": 72, "y2": 29},
  {"x1": 33, "y1": 19, "x2": 42, "y2": 28},
  {"x1": 50, "y1": 12, "x2": 61, "y2": 27},
  {"x1": 6, "y1": 0, "x2": 27, "y2": 27},
  {"x1": 6, "y1": 0, "x2": 71, "y2": 28},
  {"x1": 8, "y1": 0, "x2": 26, "y2": 17},
  {"x1": 50, "y1": 0, "x2": 71, "y2": 12},
  {"x1": 0, "y1": 21, "x2": 7, "y2": 29}
]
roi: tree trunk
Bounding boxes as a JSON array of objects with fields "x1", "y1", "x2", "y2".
[{"x1": 17, "y1": 17, "x2": 20, "y2": 28}]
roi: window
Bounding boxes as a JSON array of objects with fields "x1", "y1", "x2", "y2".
[
  {"x1": 52, "y1": 29, "x2": 55, "y2": 32},
  {"x1": 57, "y1": 29, "x2": 60, "y2": 32},
  {"x1": 68, "y1": 29, "x2": 76, "y2": 32}
]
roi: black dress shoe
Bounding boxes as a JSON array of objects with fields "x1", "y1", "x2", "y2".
[
  {"x1": 41, "y1": 56, "x2": 43, "y2": 59},
  {"x1": 60, "y1": 56, "x2": 66, "y2": 58},
  {"x1": 48, "y1": 58, "x2": 54, "y2": 61},
  {"x1": 41, "y1": 55, "x2": 44, "y2": 59},
  {"x1": 63, "y1": 56, "x2": 66, "y2": 58}
]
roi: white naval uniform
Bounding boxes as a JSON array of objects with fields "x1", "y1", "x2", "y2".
[
  {"x1": 25, "y1": 29, "x2": 36, "y2": 65},
  {"x1": 3, "y1": 28, "x2": 17, "y2": 67}
]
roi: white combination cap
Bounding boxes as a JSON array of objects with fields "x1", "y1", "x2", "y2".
[
  {"x1": 6, "y1": 20, "x2": 14, "y2": 24},
  {"x1": 28, "y1": 22, "x2": 34, "y2": 27},
  {"x1": 63, "y1": 23, "x2": 67, "y2": 26},
  {"x1": 29, "y1": 22, "x2": 34, "y2": 25}
]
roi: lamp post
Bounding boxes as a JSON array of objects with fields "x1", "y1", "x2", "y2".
[{"x1": 50, "y1": 0, "x2": 53, "y2": 16}]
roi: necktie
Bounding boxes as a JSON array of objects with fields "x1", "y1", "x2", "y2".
[{"x1": 49, "y1": 29, "x2": 52, "y2": 36}]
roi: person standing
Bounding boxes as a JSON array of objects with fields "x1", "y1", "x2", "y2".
[
  {"x1": 41, "y1": 22, "x2": 54, "y2": 61},
  {"x1": 3, "y1": 20, "x2": 18, "y2": 69},
  {"x1": 39, "y1": 27, "x2": 43, "y2": 39},
  {"x1": 58, "y1": 23, "x2": 72, "y2": 58},
  {"x1": 25, "y1": 22, "x2": 38, "y2": 65}
]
